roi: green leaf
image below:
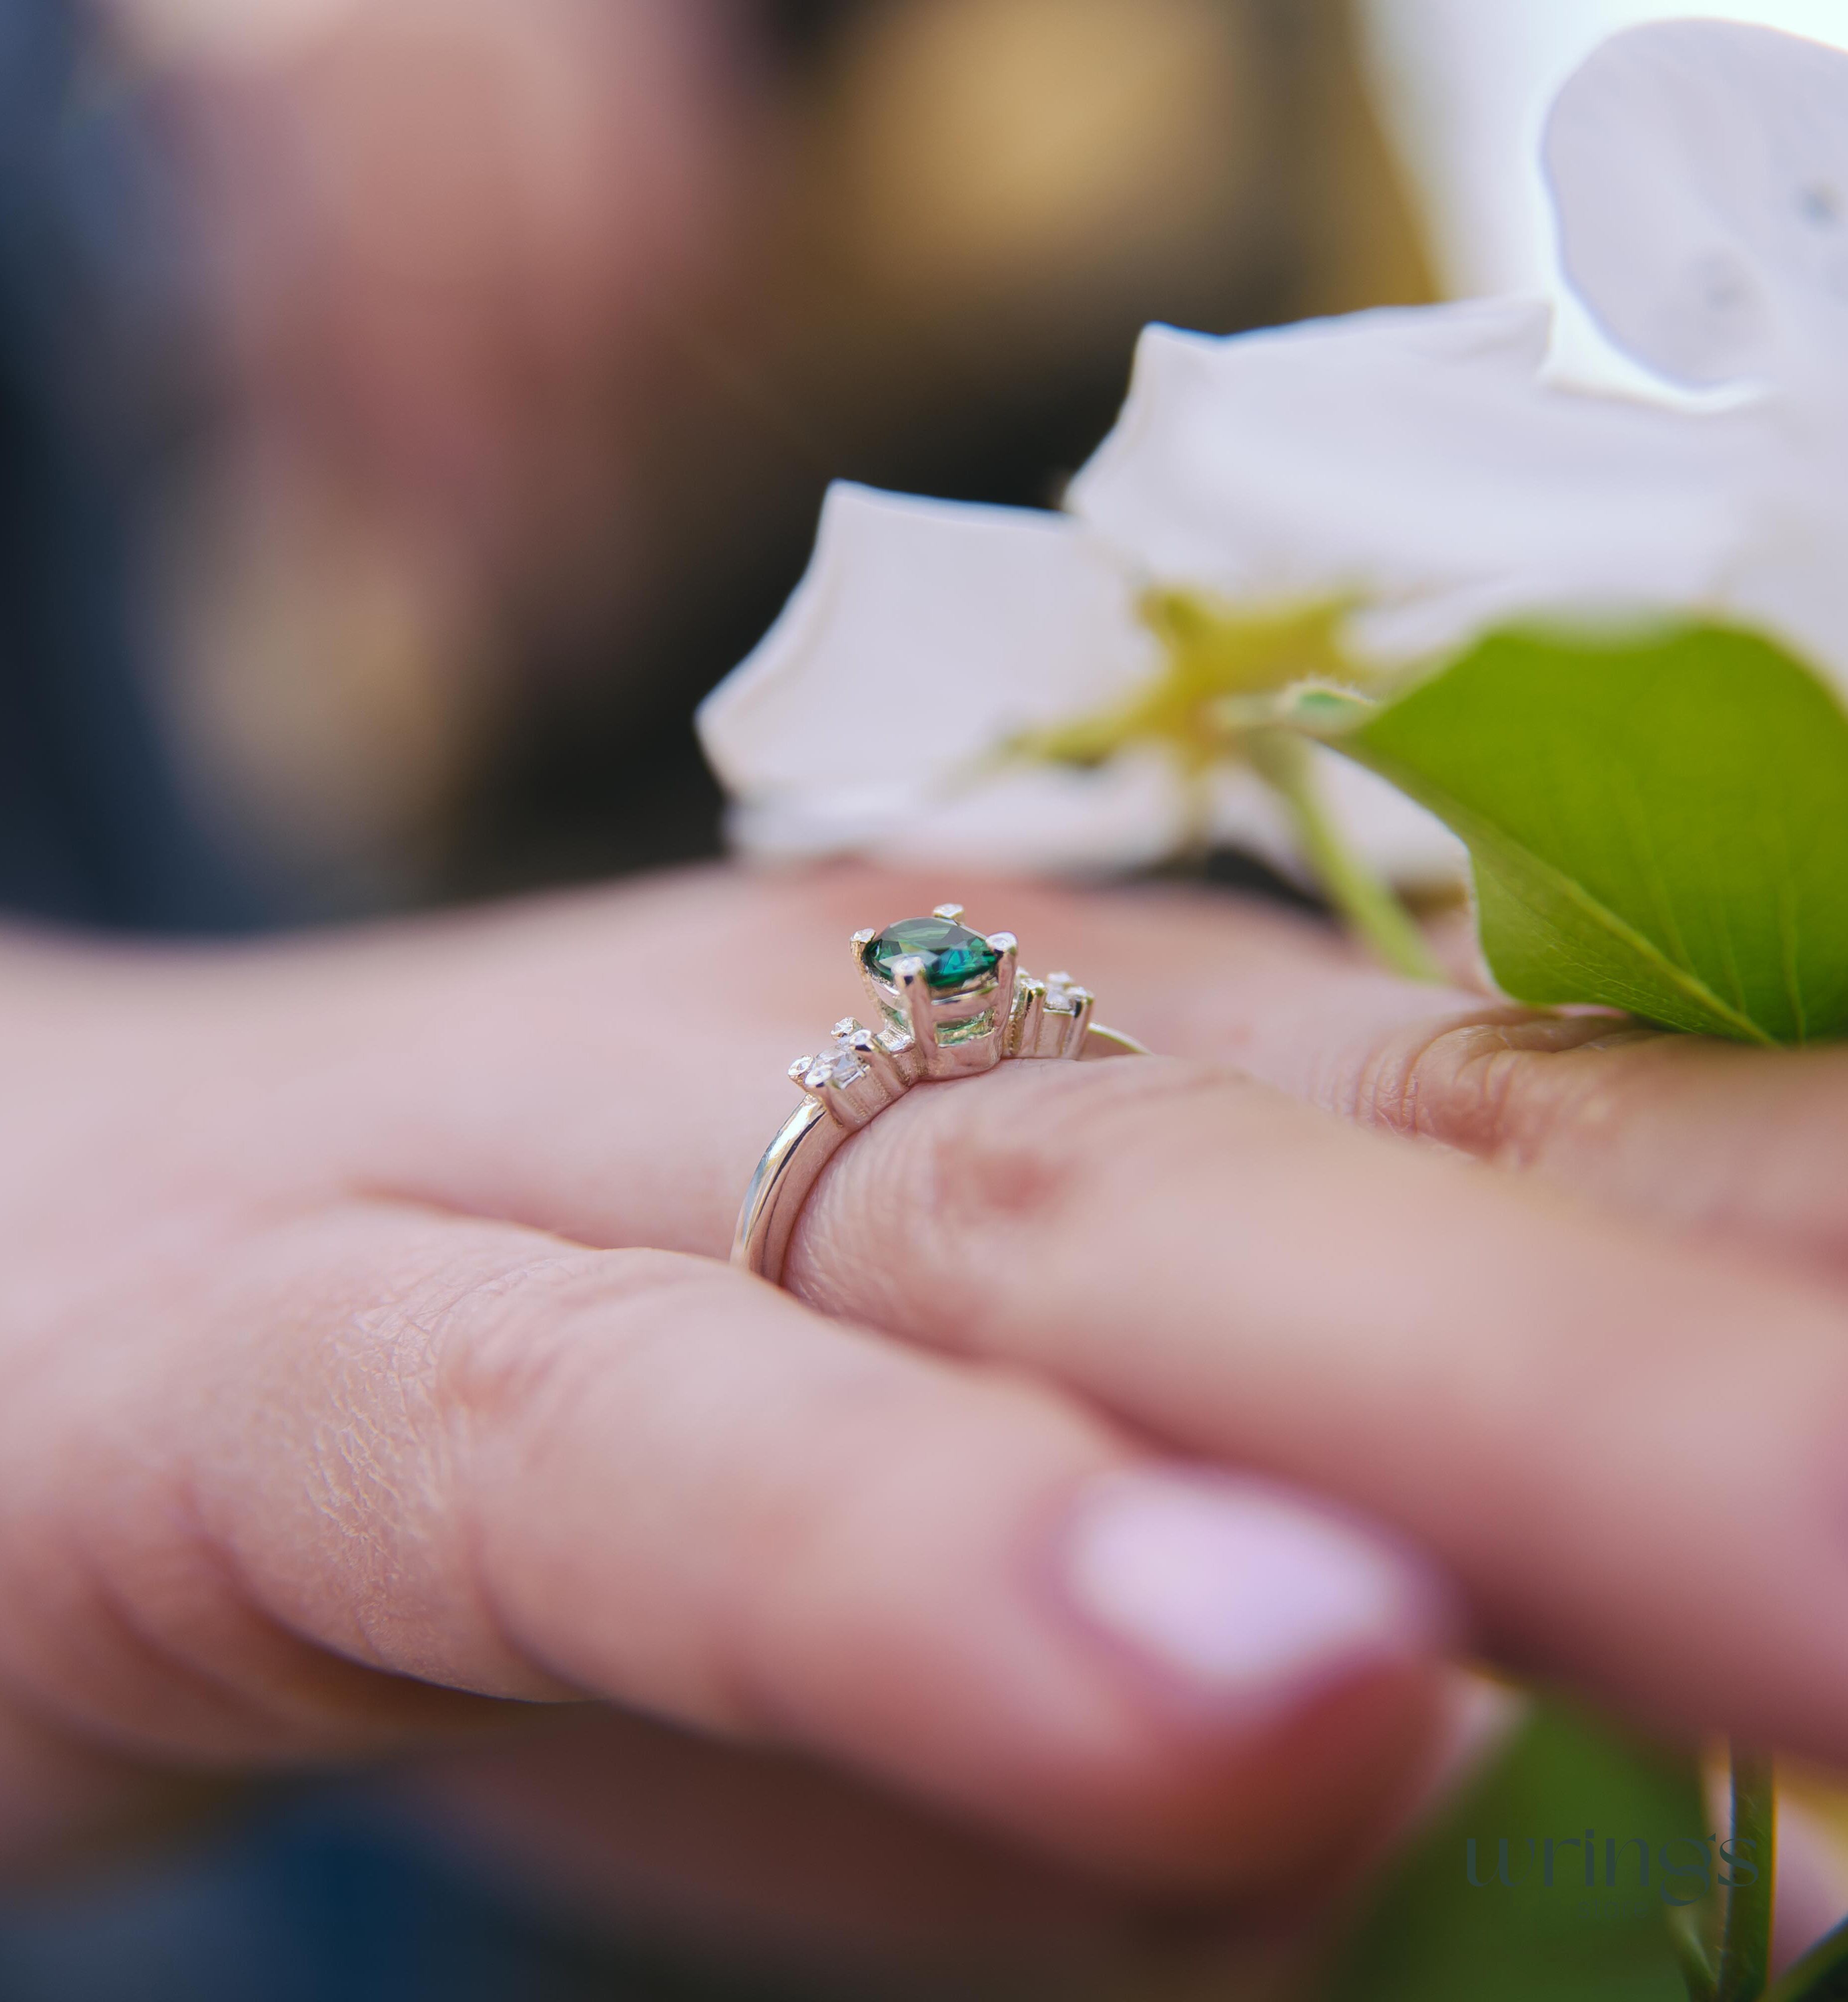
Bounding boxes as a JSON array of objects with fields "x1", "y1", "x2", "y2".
[
  {"x1": 1329, "y1": 622, "x2": 1848, "y2": 1045},
  {"x1": 1325, "y1": 1695, "x2": 1705, "y2": 2002}
]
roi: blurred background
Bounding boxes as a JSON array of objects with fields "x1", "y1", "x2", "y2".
[
  {"x1": 2, "y1": 0, "x2": 1843, "y2": 1996},
  {"x1": 15, "y1": 0, "x2": 1848, "y2": 936},
  {"x1": 0, "y1": 0, "x2": 1431, "y2": 938}
]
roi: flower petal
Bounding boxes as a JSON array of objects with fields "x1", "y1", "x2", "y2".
[
  {"x1": 1545, "y1": 20, "x2": 1848, "y2": 393},
  {"x1": 697, "y1": 482, "x2": 1159, "y2": 856},
  {"x1": 1067, "y1": 299, "x2": 1760, "y2": 663},
  {"x1": 727, "y1": 750, "x2": 1191, "y2": 874},
  {"x1": 1726, "y1": 419, "x2": 1848, "y2": 691}
]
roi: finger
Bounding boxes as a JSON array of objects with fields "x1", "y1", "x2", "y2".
[
  {"x1": 42, "y1": 861, "x2": 1845, "y2": 1286},
  {"x1": 1025, "y1": 883, "x2": 1848, "y2": 1285},
  {"x1": 0, "y1": 1202, "x2": 1452, "y2": 1892},
  {"x1": 1, "y1": 866, "x2": 1448, "y2": 1264},
  {"x1": 784, "y1": 1051, "x2": 1848, "y2": 1766},
  {"x1": 1306, "y1": 1014, "x2": 1848, "y2": 1284},
  {"x1": 772, "y1": 876, "x2": 1848, "y2": 1286}
]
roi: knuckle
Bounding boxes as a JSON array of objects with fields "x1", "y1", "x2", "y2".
[
  {"x1": 1356, "y1": 1012, "x2": 1660, "y2": 1167},
  {"x1": 793, "y1": 1055, "x2": 1272, "y2": 1335},
  {"x1": 897, "y1": 1054, "x2": 1261, "y2": 1259},
  {"x1": 1350, "y1": 1017, "x2": 1525, "y2": 1149},
  {"x1": 925, "y1": 1058, "x2": 1228, "y2": 1225},
  {"x1": 434, "y1": 1244, "x2": 719, "y2": 1435},
  {"x1": 1350, "y1": 1014, "x2": 1546, "y2": 1157}
]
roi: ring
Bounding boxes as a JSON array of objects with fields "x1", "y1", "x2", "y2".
[{"x1": 732, "y1": 903, "x2": 1149, "y2": 1286}]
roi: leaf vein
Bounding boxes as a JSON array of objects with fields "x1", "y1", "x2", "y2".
[{"x1": 1366, "y1": 762, "x2": 1778, "y2": 1046}]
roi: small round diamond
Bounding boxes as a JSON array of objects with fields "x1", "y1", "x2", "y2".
[{"x1": 866, "y1": 917, "x2": 1002, "y2": 994}]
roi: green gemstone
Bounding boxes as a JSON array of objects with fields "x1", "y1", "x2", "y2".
[{"x1": 866, "y1": 916, "x2": 1002, "y2": 993}]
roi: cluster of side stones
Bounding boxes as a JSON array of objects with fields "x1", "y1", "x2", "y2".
[
  {"x1": 796, "y1": 1018, "x2": 909, "y2": 1094},
  {"x1": 800, "y1": 1026, "x2": 866, "y2": 1093},
  {"x1": 1042, "y1": 972, "x2": 1089, "y2": 1014}
]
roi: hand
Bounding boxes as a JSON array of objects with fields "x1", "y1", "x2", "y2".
[
  {"x1": 5, "y1": 864, "x2": 1845, "y2": 1989},
  {"x1": 0, "y1": 867, "x2": 1464, "y2": 1996},
  {"x1": 790, "y1": 879, "x2": 1848, "y2": 1759}
]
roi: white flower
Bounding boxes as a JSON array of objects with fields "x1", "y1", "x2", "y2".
[{"x1": 699, "y1": 19, "x2": 1848, "y2": 888}]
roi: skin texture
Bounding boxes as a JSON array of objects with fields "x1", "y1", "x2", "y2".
[{"x1": 5, "y1": 863, "x2": 1848, "y2": 1990}]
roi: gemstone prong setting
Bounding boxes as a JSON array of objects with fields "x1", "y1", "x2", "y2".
[{"x1": 738, "y1": 905, "x2": 1144, "y2": 1282}]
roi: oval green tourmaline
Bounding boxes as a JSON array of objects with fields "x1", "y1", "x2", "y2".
[{"x1": 866, "y1": 916, "x2": 1002, "y2": 993}]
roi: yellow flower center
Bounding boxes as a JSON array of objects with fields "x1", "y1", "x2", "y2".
[{"x1": 1005, "y1": 591, "x2": 1366, "y2": 775}]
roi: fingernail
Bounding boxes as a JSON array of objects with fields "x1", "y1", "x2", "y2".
[{"x1": 1058, "y1": 1470, "x2": 1441, "y2": 1707}]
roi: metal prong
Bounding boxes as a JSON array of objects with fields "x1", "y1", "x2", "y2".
[
  {"x1": 985, "y1": 934, "x2": 1018, "y2": 1062},
  {"x1": 1040, "y1": 973, "x2": 1095, "y2": 1059},
  {"x1": 1012, "y1": 976, "x2": 1046, "y2": 1059},
  {"x1": 893, "y1": 953, "x2": 936, "y2": 1060},
  {"x1": 849, "y1": 1024, "x2": 908, "y2": 1100},
  {"x1": 849, "y1": 927, "x2": 876, "y2": 971},
  {"x1": 791, "y1": 1055, "x2": 843, "y2": 1118},
  {"x1": 793, "y1": 1032, "x2": 883, "y2": 1131},
  {"x1": 931, "y1": 903, "x2": 965, "y2": 922}
]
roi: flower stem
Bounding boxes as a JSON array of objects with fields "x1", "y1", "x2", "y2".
[
  {"x1": 1715, "y1": 1746, "x2": 1776, "y2": 2002},
  {"x1": 1249, "y1": 730, "x2": 1445, "y2": 984}
]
